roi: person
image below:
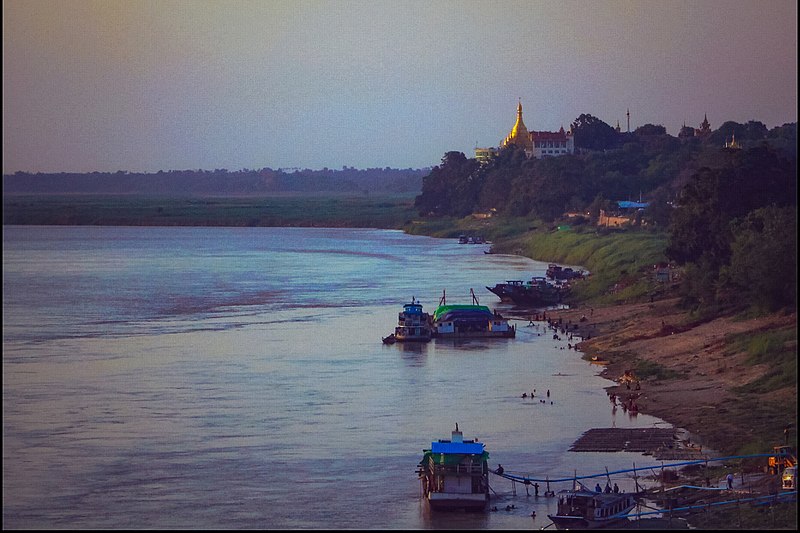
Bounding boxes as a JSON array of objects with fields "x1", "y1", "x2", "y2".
[
  {"x1": 547, "y1": 389, "x2": 550, "y2": 398},
  {"x1": 613, "y1": 483, "x2": 619, "y2": 494},
  {"x1": 534, "y1": 482, "x2": 540, "y2": 497},
  {"x1": 604, "y1": 483, "x2": 612, "y2": 493},
  {"x1": 595, "y1": 483, "x2": 602, "y2": 493},
  {"x1": 496, "y1": 464, "x2": 504, "y2": 475},
  {"x1": 726, "y1": 473, "x2": 734, "y2": 490}
]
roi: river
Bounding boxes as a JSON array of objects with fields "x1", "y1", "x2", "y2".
[{"x1": 2, "y1": 226, "x2": 668, "y2": 529}]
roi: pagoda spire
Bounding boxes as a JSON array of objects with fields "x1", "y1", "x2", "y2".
[{"x1": 501, "y1": 99, "x2": 532, "y2": 152}]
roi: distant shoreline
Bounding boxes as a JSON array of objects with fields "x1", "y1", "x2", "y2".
[{"x1": 2, "y1": 193, "x2": 417, "y2": 229}]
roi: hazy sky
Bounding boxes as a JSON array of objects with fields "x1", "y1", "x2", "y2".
[{"x1": 2, "y1": 0, "x2": 797, "y2": 174}]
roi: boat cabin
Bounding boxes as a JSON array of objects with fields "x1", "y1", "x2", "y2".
[{"x1": 417, "y1": 425, "x2": 489, "y2": 510}]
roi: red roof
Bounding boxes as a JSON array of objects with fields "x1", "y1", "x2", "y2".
[{"x1": 530, "y1": 131, "x2": 569, "y2": 141}]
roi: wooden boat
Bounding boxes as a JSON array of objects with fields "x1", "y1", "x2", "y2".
[
  {"x1": 393, "y1": 298, "x2": 433, "y2": 342},
  {"x1": 486, "y1": 277, "x2": 569, "y2": 306},
  {"x1": 547, "y1": 485, "x2": 636, "y2": 529},
  {"x1": 417, "y1": 424, "x2": 489, "y2": 510},
  {"x1": 382, "y1": 333, "x2": 396, "y2": 344},
  {"x1": 546, "y1": 263, "x2": 586, "y2": 280}
]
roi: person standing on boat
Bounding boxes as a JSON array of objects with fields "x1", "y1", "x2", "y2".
[
  {"x1": 726, "y1": 473, "x2": 734, "y2": 490},
  {"x1": 613, "y1": 483, "x2": 619, "y2": 493},
  {"x1": 595, "y1": 483, "x2": 602, "y2": 492}
]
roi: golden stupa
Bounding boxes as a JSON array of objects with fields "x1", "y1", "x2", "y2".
[{"x1": 501, "y1": 100, "x2": 533, "y2": 152}]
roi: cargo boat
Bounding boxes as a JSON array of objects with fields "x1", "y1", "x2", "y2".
[{"x1": 431, "y1": 290, "x2": 515, "y2": 338}]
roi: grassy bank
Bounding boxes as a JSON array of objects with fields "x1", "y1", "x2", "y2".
[{"x1": 407, "y1": 215, "x2": 670, "y2": 305}]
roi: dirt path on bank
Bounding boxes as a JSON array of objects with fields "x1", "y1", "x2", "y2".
[{"x1": 543, "y1": 297, "x2": 796, "y2": 456}]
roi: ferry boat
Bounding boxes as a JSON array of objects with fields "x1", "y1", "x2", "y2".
[
  {"x1": 417, "y1": 424, "x2": 490, "y2": 510},
  {"x1": 431, "y1": 290, "x2": 515, "y2": 338},
  {"x1": 393, "y1": 297, "x2": 433, "y2": 342},
  {"x1": 547, "y1": 485, "x2": 637, "y2": 529}
]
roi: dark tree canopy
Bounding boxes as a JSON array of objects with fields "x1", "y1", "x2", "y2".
[
  {"x1": 635, "y1": 124, "x2": 667, "y2": 136},
  {"x1": 570, "y1": 114, "x2": 619, "y2": 151}
]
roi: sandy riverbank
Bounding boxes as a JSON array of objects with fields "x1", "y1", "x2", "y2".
[{"x1": 543, "y1": 297, "x2": 797, "y2": 457}]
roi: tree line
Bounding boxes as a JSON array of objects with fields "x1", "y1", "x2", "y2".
[
  {"x1": 2, "y1": 166, "x2": 428, "y2": 196},
  {"x1": 414, "y1": 115, "x2": 797, "y2": 313}
]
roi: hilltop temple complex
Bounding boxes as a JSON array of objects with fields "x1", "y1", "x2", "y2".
[
  {"x1": 476, "y1": 101, "x2": 574, "y2": 163},
  {"x1": 476, "y1": 102, "x2": 719, "y2": 163}
]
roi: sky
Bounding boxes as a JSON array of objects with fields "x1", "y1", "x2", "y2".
[{"x1": 2, "y1": 0, "x2": 797, "y2": 174}]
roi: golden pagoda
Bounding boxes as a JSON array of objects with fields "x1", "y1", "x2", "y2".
[{"x1": 501, "y1": 100, "x2": 533, "y2": 154}]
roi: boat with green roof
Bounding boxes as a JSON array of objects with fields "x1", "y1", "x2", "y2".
[{"x1": 431, "y1": 290, "x2": 515, "y2": 338}]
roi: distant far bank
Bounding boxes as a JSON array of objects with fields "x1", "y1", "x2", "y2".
[
  {"x1": 2, "y1": 194, "x2": 419, "y2": 229},
  {"x1": 2, "y1": 167, "x2": 427, "y2": 196}
]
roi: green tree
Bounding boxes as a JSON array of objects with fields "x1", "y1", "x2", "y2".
[
  {"x1": 722, "y1": 206, "x2": 797, "y2": 312},
  {"x1": 415, "y1": 152, "x2": 479, "y2": 216}
]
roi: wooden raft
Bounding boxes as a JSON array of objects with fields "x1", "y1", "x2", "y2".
[{"x1": 570, "y1": 428, "x2": 677, "y2": 452}]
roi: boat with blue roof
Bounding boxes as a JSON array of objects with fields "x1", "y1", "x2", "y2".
[
  {"x1": 391, "y1": 297, "x2": 433, "y2": 342},
  {"x1": 417, "y1": 424, "x2": 490, "y2": 510}
]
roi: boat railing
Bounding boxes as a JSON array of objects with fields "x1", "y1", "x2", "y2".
[{"x1": 429, "y1": 462, "x2": 486, "y2": 476}]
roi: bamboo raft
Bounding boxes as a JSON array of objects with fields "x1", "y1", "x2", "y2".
[
  {"x1": 570, "y1": 428, "x2": 711, "y2": 460},
  {"x1": 570, "y1": 428, "x2": 678, "y2": 452}
]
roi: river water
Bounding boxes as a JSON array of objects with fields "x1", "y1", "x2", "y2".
[{"x1": 2, "y1": 226, "x2": 669, "y2": 529}]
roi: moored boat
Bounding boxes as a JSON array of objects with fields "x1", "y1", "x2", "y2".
[
  {"x1": 547, "y1": 485, "x2": 637, "y2": 529},
  {"x1": 417, "y1": 424, "x2": 490, "y2": 510},
  {"x1": 486, "y1": 276, "x2": 569, "y2": 307},
  {"x1": 393, "y1": 297, "x2": 433, "y2": 342},
  {"x1": 546, "y1": 263, "x2": 586, "y2": 280},
  {"x1": 432, "y1": 290, "x2": 515, "y2": 338}
]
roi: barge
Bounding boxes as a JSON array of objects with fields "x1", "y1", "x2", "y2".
[{"x1": 431, "y1": 290, "x2": 515, "y2": 338}]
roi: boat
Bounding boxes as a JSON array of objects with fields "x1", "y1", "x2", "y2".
[
  {"x1": 546, "y1": 263, "x2": 585, "y2": 281},
  {"x1": 382, "y1": 333, "x2": 396, "y2": 344},
  {"x1": 417, "y1": 424, "x2": 490, "y2": 510},
  {"x1": 393, "y1": 297, "x2": 433, "y2": 342},
  {"x1": 486, "y1": 277, "x2": 570, "y2": 307},
  {"x1": 431, "y1": 290, "x2": 515, "y2": 338},
  {"x1": 547, "y1": 485, "x2": 637, "y2": 530},
  {"x1": 485, "y1": 279, "x2": 526, "y2": 303}
]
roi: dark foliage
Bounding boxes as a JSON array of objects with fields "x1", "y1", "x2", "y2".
[{"x1": 570, "y1": 113, "x2": 619, "y2": 151}]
